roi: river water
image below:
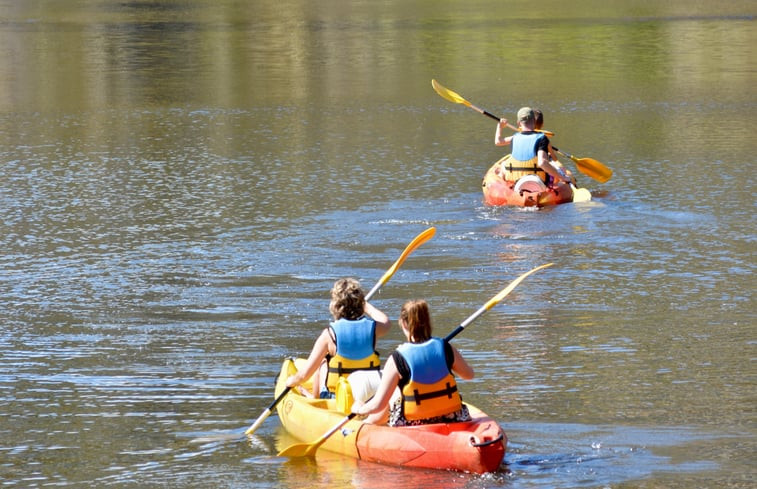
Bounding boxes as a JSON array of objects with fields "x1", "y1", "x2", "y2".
[{"x1": 0, "y1": 1, "x2": 754, "y2": 488}]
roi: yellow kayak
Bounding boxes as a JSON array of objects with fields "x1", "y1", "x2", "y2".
[{"x1": 274, "y1": 358, "x2": 506, "y2": 473}]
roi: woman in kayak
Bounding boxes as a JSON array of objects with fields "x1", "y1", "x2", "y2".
[
  {"x1": 355, "y1": 299, "x2": 473, "y2": 426},
  {"x1": 286, "y1": 278, "x2": 391, "y2": 398},
  {"x1": 494, "y1": 106, "x2": 572, "y2": 185}
]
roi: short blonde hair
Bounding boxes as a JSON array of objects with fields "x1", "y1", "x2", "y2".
[
  {"x1": 329, "y1": 278, "x2": 365, "y2": 320},
  {"x1": 517, "y1": 106, "x2": 534, "y2": 124}
]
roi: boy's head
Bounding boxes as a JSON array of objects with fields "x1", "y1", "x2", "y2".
[{"x1": 517, "y1": 107, "x2": 535, "y2": 126}]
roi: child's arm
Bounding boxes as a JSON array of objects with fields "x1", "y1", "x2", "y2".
[{"x1": 494, "y1": 119, "x2": 512, "y2": 146}]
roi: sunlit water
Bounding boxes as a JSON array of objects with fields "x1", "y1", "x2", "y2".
[{"x1": 0, "y1": 1, "x2": 754, "y2": 488}]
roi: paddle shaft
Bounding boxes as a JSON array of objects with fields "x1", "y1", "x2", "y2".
[
  {"x1": 245, "y1": 227, "x2": 435, "y2": 437},
  {"x1": 276, "y1": 412, "x2": 358, "y2": 457},
  {"x1": 445, "y1": 263, "x2": 554, "y2": 342},
  {"x1": 553, "y1": 146, "x2": 584, "y2": 164},
  {"x1": 431, "y1": 79, "x2": 611, "y2": 183},
  {"x1": 468, "y1": 103, "x2": 557, "y2": 138},
  {"x1": 245, "y1": 388, "x2": 289, "y2": 435},
  {"x1": 365, "y1": 227, "x2": 436, "y2": 299},
  {"x1": 473, "y1": 104, "x2": 504, "y2": 123},
  {"x1": 432, "y1": 79, "x2": 554, "y2": 137}
]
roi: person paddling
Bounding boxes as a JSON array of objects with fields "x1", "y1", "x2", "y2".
[
  {"x1": 286, "y1": 278, "x2": 391, "y2": 398},
  {"x1": 533, "y1": 109, "x2": 575, "y2": 186},
  {"x1": 354, "y1": 299, "x2": 473, "y2": 426},
  {"x1": 494, "y1": 107, "x2": 572, "y2": 186}
]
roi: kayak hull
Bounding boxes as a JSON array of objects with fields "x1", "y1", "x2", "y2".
[
  {"x1": 482, "y1": 155, "x2": 576, "y2": 207},
  {"x1": 274, "y1": 358, "x2": 506, "y2": 473}
]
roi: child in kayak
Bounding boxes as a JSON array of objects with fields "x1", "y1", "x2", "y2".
[
  {"x1": 285, "y1": 278, "x2": 391, "y2": 398},
  {"x1": 494, "y1": 107, "x2": 572, "y2": 186},
  {"x1": 354, "y1": 299, "x2": 473, "y2": 426},
  {"x1": 533, "y1": 108, "x2": 575, "y2": 186}
]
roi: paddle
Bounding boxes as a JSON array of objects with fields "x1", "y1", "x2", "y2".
[
  {"x1": 364, "y1": 226, "x2": 437, "y2": 300},
  {"x1": 443, "y1": 262, "x2": 553, "y2": 341},
  {"x1": 431, "y1": 79, "x2": 612, "y2": 184},
  {"x1": 278, "y1": 412, "x2": 358, "y2": 458},
  {"x1": 552, "y1": 146, "x2": 612, "y2": 184},
  {"x1": 494, "y1": 117, "x2": 594, "y2": 201},
  {"x1": 432, "y1": 79, "x2": 554, "y2": 137},
  {"x1": 243, "y1": 226, "x2": 437, "y2": 437},
  {"x1": 277, "y1": 262, "x2": 554, "y2": 458},
  {"x1": 488, "y1": 117, "x2": 604, "y2": 193}
]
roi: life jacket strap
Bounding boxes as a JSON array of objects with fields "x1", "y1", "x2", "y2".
[
  {"x1": 405, "y1": 382, "x2": 458, "y2": 405},
  {"x1": 328, "y1": 361, "x2": 380, "y2": 375},
  {"x1": 507, "y1": 163, "x2": 539, "y2": 172}
]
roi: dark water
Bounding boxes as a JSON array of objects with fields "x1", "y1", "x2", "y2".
[{"x1": 0, "y1": 1, "x2": 754, "y2": 487}]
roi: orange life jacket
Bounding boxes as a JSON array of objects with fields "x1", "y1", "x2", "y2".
[{"x1": 397, "y1": 338, "x2": 462, "y2": 421}]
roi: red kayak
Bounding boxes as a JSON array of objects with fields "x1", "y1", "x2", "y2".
[
  {"x1": 482, "y1": 155, "x2": 576, "y2": 207},
  {"x1": 274, "y1": 358, "x2": 506, "y2": 473}
]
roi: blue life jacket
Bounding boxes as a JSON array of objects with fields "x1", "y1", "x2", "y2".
[
  {"x1": 504, "y1": 131, "x2": 548, "y2": 182},
  {"x1": 325, "y1": 317, "x2": 379, "y2": 391},
  {"x1": 397, "y1": 337, "x2": 461, "y2": 421}
]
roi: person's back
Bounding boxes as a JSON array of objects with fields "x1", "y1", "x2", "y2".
[
  {"x1": 286, "y1": 277, "x2": 390, "y2": 398},
  {"x1": 534, "y1": 109, "x2": 574, "y2": 185},
  {"x1": 354, "y1": 299, "x2": 473, "y2": 426},
  {"x1": 495, "y1": 107, "x2": 572, "y2": 186},
  {"x1": 325, "y1": 314, "x2": 380, "y2": 392},
  {"x1": 504, "y1": 107, "x2": 549, "y2": 183},
  {"x1": 395, "y1": 336, "x2": 463, "y2": 422}
]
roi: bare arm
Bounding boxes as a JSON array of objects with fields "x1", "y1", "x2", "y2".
[
  {"x1": 537, "y1": 149, "x2": 571, "y2": 183},
  {"x1": 547, "y1": 143, "x2": 559, "y2": 163},
  {"x1": 365, "y1": 301, "x2": 391, "y2": 338},
  {"x1": 356, "y1": 355, "x2": 400, "y2": 415},
  {"x1": 450, "y1": 344, "x2": 474, "y2": 380},
  {"x1": 285, "y1": 328, "x2": 331, "y2": 387},
  {"x1": 494, "y1": 119, "x2": 512, "y2": 146}
]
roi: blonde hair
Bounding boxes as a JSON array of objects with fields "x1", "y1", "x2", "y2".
[
  {"x1": 400, "y1": 299, "x2": 432, "y2": 343},
  {"x1": 329, "y1": 278, "x2": 365, "y2": 320}
]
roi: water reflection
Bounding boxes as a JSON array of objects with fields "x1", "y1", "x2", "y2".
[
  {"x1": 505, "y1": 423, "x2": 722, "y2": 488},
  {"x1": 272, "y1": 429, "x2": 505, "y2": 489},
  {"x1": 0, "y1": 0, "x2": 754, "y2": 488}
]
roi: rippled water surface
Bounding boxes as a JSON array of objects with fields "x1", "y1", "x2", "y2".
[{"x1": 0, "y1": 1, "x2": 754, "y2": 488}]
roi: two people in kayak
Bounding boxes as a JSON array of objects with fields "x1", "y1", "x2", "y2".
[
  {"x1": 495, "y1": 107, "x2": 575, "y2": 188},
  {"x1": 285, "y1": 279, "x2": 474, "y2": 426}
]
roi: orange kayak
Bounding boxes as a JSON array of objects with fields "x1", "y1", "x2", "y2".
[
  {"x1": 274, "y1": 358, "x2": 506, "y2": 473},
  {"x1": 482, "y1": 155, "x2": 576, "y2": 207}
]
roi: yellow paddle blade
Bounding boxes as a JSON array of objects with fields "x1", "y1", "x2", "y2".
[
  {"x1": 277, "y1": 413, "x2": 356, "y2": 458},
  {"x1": 555, "y1": 148, "x2": 612, "y2": 184},
  {"x1": 431, "y1": 79, "x2": 472, "y2": 107},
  {"x1": 432, "y1": 79, "x2": 556, "y2": 137},
  {"x1": 277, "y1": 441, "x2": 319, "y2": 458},
  {"x1": 368, "y1": 227, "x2": 435, "y2": 299},
  {"x1": 571, "y1": 185, "x2": 592, "y2": 203},
  {"x1": 572, "y1": 156, "x2": 612, "y2": 183},
  {"x1": 483, "y1": 263, "x2": 554, "y2": 311},
  {"x1": 449, "y1": 263, "x2": 555, "y2": 338}
]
